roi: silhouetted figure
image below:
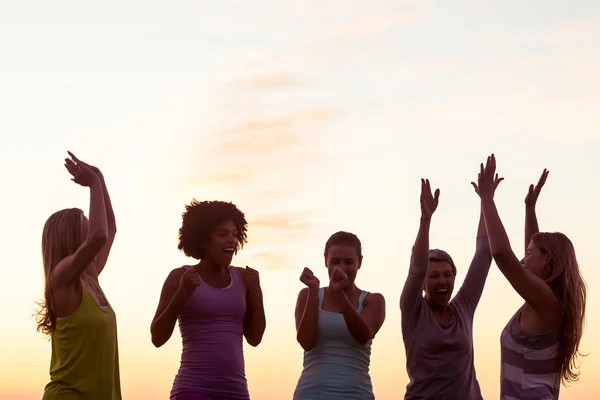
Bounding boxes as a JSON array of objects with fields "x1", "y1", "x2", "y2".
[
  {"x1": 400, "y1": 177, "x2": 501, "y2": 399},
  {"x1": 151, "y1": 200, "x2": 266, "y2": 400},
  {"x1": 38, "y1": 152, "x2": 120, "y2": 399},
  {"x1": 474, "y1": 156, "x2": 587, "y2": 399},
  {"x1": 293, "y1": 231, "x2": 386, "y2": 400}
]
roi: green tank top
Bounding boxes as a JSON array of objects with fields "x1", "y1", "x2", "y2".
[{"x1": 43, "y1": 276, "x2": 121, "y2": 399}]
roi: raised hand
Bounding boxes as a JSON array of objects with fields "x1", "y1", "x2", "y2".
[
  {"x1": 64, "y1": 152, "x2": 99, "y2": 187},
  {"x1": 299, "y1": 268, "x2": 320, "y2": 290},
  {"x1": 178, "y1": 266, "x2": 202, "y2": 299},
  {"x1": 471, "y1": 172, "x2": 504, "y2": 197},
  {"x1": 420, "y1": 179, "x2": 440, "y2": 220},
  {"x1": 242, "y1": 266, "x2": 261, "y2": 292},
  {"x1": 67, "y1": 151, "x2": 104, "y2": 179},
  {"x1": 474, "y1": 154, "x2": 500, "y2": 198},
  {"x1": 525, "y1": 169, "x2": 549, "y2": 208},
  {"x1": 329, "y1": 266, "x2": 349, "y2": 292}
]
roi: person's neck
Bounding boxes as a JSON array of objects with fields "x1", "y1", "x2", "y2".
[
  {"x1": 197, "y1": 259, "x2": 226, "y2": 276},
  {"x1": 427, "y1": 300, "x2": 451, "y2": 319},
  {"x1": 342, "y1": 283, "x2": 359, "y2": 296}
]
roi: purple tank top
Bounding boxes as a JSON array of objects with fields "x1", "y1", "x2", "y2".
[{"x1": 170, "y1": 265, "x2": 249, "y2": 400}]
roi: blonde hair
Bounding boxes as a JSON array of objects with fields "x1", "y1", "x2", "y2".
[
  {"x1": 35, "y1": 208, "x2": 85, "y2": 338},
  {"x1": 532, "y1": 232, "x2": 587, "y2": 384}
]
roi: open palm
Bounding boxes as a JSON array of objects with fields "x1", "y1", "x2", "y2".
[{"x1": 420, "y1": 178, "x2": 440, "y2": 219}]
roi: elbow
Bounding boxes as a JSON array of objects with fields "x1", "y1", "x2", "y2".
[
  {"x1": 491, "y1": 246, "x2": 512, "y2": 261},
  {"x1": 297, "y1": 334, "x2": 316, "y2": 352},
  {"x1": 150, "y1": 325, "x2": 166, "y2": 348},
  {"x1": 89, "y1": 231, "x2": 109, "y2": 248},
  {"x1": 246, "y1": 337, "x2": 262, "y2": 347}
]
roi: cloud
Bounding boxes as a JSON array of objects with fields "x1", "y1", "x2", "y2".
[{"x1": 228, "y1": 73, "x2": 303, "y2": 89}]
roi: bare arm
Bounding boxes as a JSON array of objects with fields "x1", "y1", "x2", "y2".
[
  {"x1": 335, "y1": 291, "x2": 386, "y2": 346},
  {"x1": 524, "y1": 169, "x2": 548, "y2": 252},
  {"x1": 92, "y1": 174, "x2": 116, "y2": 277},
  {"x1": 294, "y1": 287, "x2": 319, "y2": 351},
  {"x1": 481, "y1": 195, "x2": 559, "y2": 318},
  {"x1": 150, "y1": 268, "x2": 188, "y2": 348},
  {"x1": 53, "y1": 178, "x2": 108, "y2": 286},
  {"x1": 243, "y1": 283, "x2": 266, "y2": 347},
  {"x1": 66, "y1": 153, "x2": 117, "y2": 278}
]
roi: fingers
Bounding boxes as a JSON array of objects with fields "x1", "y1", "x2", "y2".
[
  {"x1": 433, "y1": 188, "x2": 440, "y2": 202},
  {"x1": 470, "y1": 182, "x2": 479, "y2": 194}
]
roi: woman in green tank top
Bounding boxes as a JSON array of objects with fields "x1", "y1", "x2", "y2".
[{"x1": 36, "y1": 151, "x2": 121, "y2": 399}]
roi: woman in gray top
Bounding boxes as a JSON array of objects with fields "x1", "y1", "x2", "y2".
[
  {"x1": 475, "y1": 155, "x2": 587, "y2": 399},
  {"x1": 400, "y1": 176, "x2": 502, "y2": 400}
]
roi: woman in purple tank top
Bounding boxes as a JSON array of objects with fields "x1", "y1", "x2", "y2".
[{"x1": 150, "y1": 200, "x2": 266, "y2": 400}]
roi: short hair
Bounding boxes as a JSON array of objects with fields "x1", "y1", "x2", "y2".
[
  {"x1": 177, "y1": 200, "x2": 248, "y2": 260},
  {"x1": 429, "y1": 248, "x2": 457, "y2": 276},
  {"x1": 324, "y1": 231, "x2": 363, "y2": 260}
]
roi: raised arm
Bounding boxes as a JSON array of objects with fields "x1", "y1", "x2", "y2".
[
  {"x1": 453, "y1": 212, "x2": 493, "y2": 315},
  {"x1": 524, "y1": 169, "x2": 549, "y2": 252},
  {"x1": 400, "y1": 179, "x2": 440, "y2": 319},
  {"x1": 52, "y1": 156, "x2": 108, "y2": 287},
  {"x1": 239, "y1": 266, "x2": 266, "y2": 347},
  {"x1": 151, "y1": 266, "x2": 200, "y2": 347},
  {"x1": 454, "y1": 174, "x2": 505, "y2": 315},
  {"x1": 476, "y1": 155, "x2": 559, "y2": 319},
  {"x1": 294, "y1": 268, "x2": 320, "y2": 351},
  {"x1": 331, "y1": 268, "x2": 386, "y2": 346},
  {"x1": 67, "y1": 152, "x2": 116, "y2": 278}
]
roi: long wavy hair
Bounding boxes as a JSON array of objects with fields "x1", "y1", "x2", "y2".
[
  {"x1": 532, "y1": 232, "x2": 587, "y2": 384},
  {"x1": 35, "y1": 208, "x2": 85, "y2": 338}
]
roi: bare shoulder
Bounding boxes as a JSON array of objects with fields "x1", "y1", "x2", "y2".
[
  {"x1": 364, "y1": 292, "x2": 385, "y2": 307},
  {"x1": 298, "y1": 287, "x2": 310, "y2": 298},
  {"x1": 163, "y1": 266, "x2": 187, "y2": 287}
]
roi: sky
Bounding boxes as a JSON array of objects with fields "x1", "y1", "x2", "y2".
[{"x1": 1, "y1": 0, "x2": 599, "y2": 399}]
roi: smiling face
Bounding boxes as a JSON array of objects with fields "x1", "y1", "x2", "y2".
[
  {"x1": 205, "y1": 220, "x2": 238, "y2": 268},
  {"x1": 424, "y1": 260, "x2": 455, "y2": 307},
  {"x1": 325, "y1": 244, "x2": 361, "y2": 284},
  {"x1": 522, "y1": 240, "x2": 548, "y2": 278}
]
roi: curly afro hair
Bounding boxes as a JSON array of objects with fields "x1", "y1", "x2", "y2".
[{"x1": 177, "y1": 199, "x2": 248, "y2": 260}]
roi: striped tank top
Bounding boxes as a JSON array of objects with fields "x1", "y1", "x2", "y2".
[
  {"x1": 500, "y1": 307, "x2": 562, "y2": 400},
  {"x1": 293, "y1": 288, "x2": 374, "y2": 400}
]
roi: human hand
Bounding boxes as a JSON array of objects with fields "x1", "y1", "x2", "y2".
[
  {"x1": 420, "y1": 179, "x2": 440, "y2": 220},
  {"x1": 329, "y1": 266, "x2": 349, "y2": 293},
  {"x1": 242, "y1": 266, "x2": 261, "y2": 292},
  {"x1": 471, "y1": 172, "x2": 504, "y2": 197},
  {"x1": 64, "y1": 152, "x2": 99, "y2": 187},
  {"x1": 473, "y1": 154, "x2": 500, "y2": 199},
  {"x1": 299, "y1": 267, "x2": 320, "y2": 290},
  {"x1": 178, "y1": 266, "x2": 202, "y2": 299},
  {"x1": 525, "y1": 169, "x2": 549, "y2": 208},
  {"x1": 67, "y1": 151, "x2": 104, "y2": 179}
]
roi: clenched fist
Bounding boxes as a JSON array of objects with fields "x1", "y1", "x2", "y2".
[
  {"x1": 178, "y1": 266, "x2": 202, "y2": 299},
  {"x1": 299, "y1": 268, "x2": 320, "y2": 290},
  {"x1": 242, "y1": 266, "x2": 261, "y2": 292}
]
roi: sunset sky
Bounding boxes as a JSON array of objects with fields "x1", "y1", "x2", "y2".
[{"x1": 1, "y1": 1, "x2": 599, "y2": 399}]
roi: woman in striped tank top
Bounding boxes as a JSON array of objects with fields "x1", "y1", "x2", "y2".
[
  {"x1": 474, "y1": 155, "x2": 587, "y2": 399},
  {"x1": 293, "y1": 231, "x2": 386, "y2": 400},
  {"x1": 150, "y1": 200, "x2": 266, "y2": 400}
]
